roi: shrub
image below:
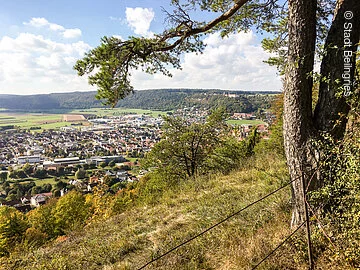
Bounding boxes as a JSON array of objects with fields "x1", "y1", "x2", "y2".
[{"x1": 0, "y1": 206, "x2": 29, "y2": 256}]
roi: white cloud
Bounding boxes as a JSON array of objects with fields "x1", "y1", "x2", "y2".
[
  {"x1": 63, "y1": 28, "x2": 82, "y2": 39},
  {"x1": 125, "y1": 7, "x2": 154, "y2": 37},
  {"x1": 0, "y1": 18, "x2": 280, "y2": 96},
  {"x1": 23, "y1": 17, "x2": 81, "y2": 39},
  {"x1": 24, "y1": 17, "x2": 65, "y2": 32},
  {"x1": 112, "y1": 35, "x2": 123, "y2": 40},
  {"x1": 132, "y1": 31, "x2": 282, "y2": 91},
  {"x1": 0, "y1": 33, "x2": 93, "y2": 94}
]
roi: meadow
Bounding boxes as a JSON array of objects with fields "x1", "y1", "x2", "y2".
[
  {"x1": 0, "y1": 108, "x2": 169, "y2": 130},
  {"x1": 226, "y1": 119, "x2": 266, "y2": 125},
  {"x1": 0, "y1": 113, "x2": 65, "y2": 129},
  {"x1": 0, "y1": 109, "x2": 265, "y2": 130},
  {"x1": 71, "y1": 107, "x2": 169, "y2": 118}
]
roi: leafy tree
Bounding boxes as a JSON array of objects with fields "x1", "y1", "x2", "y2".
[
  {"x1": 33, "y1": 169, "x2": 47, "y2": 179},
  {"x1": 144, "y1": 109, "x2": 228, "y2": 178},
  {"x1": 0, "y1": 206, "x2": 29, "y2": 256},
  {"x1": 82, "y1": 163, "x2": 89, "y2": 170},
  {"x1": 75, "y1": 0, "x2": 360, "y2": 225},
  {"x1": 244, "y1": 127, "x2": 260, "y2": 156},
  {"x1": 108, "y1": 160, "x2": 116, "y2": 168},
  {"x1": 8, "y1": 169, "x2": 27, "y2": 179},
  {"x1": 99, "y1": 162, "x2": 107, "y2": 168},
  {"x1": 205, "y1": 137, "x2": 246, "y2": 174},
  {"x1": 0, "y1": 172, "x2": 7, "y2": 183},
  {"x1": 42, "y1": 183, "x2": 52, "y2": 193},
  {"x1": 17, "y1": 169, "x2": 27, "y2": 179},
  {"x1": 31, "y1": 186, "x2": 43, "y2": 195},
  {"x1": 52, "y1": 189, "x2": 61, "y2": 197},
  {"x1": 24, "y1": 227, "x2": 47, "y2": 248},
  {"x1": 278, "y1": 0, "x2": 359, "y2": 225},
  {"x1": 22, "y1": 163, "x2": 33, "y2": 175},
  {"x1": 103, "y1": 175, "x2": 115, "y2": 187},
  {"x1": 75, "y1": 169, "x2": 86, "y2": 180},
  {"x1": 57, "y1": 166, "x2": 65, "y2": 176},
  {"x1": 54, "y1": 180, "x2": 67, "y2": 190},
  {"x1": 27, "y1": 198, "x2": 58, "y2": 239},
  {"x1": 1, "y1": 181, "x2": 10, "y2": 193},
  {"x1": 53, "y1": 191, "x2": 91, "y2": 235}
]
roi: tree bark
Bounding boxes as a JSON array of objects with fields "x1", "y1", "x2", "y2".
[
  {"x1": 285, "y1": 0, "x2": 360, "y2": 226},
  {"x1": 283, "y1": 0, "x2": 317, "y2": 226},
  {"x1": 314, "y1": 0, "x2": 360, "y2": 138}
]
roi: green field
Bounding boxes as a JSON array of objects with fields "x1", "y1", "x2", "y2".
[
  {"x1": 32, "y1": 178, "x2": 60, "y2": 186},
  {"x1": 0, "y1": 113, "x2": 68, "y2": 129},
  {"x1": 0, "y1": 107, "x2": 169, "y2": 130},
  {"x1": 226, "y1": 119, "x2": 266, "y2": 126},
  {"x1": 70, "y1": 107, "x2": 169, "y2": 118},
  {"x1": 0, "y1": 108, "x2": 265, "y2": 130}
]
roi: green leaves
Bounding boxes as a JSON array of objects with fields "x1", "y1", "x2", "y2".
[
  {"x1": 0, "y1": 207, "x2": 29, "y2": 256},
  {"x1": 74, "y1": 35, "x2": 187, "y2": 107},
  {"x1": 53, "y1": 191, "x2": 91, "y2": 235},
  {"x1": 74, "y1": 0, "x2": 283, "y2": 107},
  {"x1": 143, "y1": 109, "x2": 229, "y2": 179}
]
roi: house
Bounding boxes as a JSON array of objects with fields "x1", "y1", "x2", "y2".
[
  {"x1": 116, "y1": 170, "x2": 129, "y2": 181},
  {"x1": 17, "y1": 155, "x2": 41, "y2": 164},
  {"x1": 30, "y1": 192, "x2": 52, "y2": 207},
  {"x1": 89, "y1": 176, "x2": 100, "y2": 184},
  {"x1": 1, "y1": 199, "x2": 32, "y2": 213}
]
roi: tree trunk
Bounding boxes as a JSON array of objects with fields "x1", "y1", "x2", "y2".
[
  {"x1": 283, "y1": 0, "x2": 317, "y2": 226},
  {"x1": 314, "y1": 0, "x2": 360, "y2": 139},
  {"x1": 284, "y1": 0, "x2": 360, "y2": 226}
]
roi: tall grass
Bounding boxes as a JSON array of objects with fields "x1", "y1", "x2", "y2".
[{"x1": 1, "y1": 153, "x2": 316, "y2": 269}]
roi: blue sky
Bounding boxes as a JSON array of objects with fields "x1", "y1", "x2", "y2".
[{"x1": 0, "y1": 0, "x2": 281, "y2": 95}]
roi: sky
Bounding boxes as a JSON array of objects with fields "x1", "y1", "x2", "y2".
[{"x1": 0, "y1": 0, "x2": 282, "y2": 95}]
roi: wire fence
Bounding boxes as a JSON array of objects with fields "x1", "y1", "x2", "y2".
[
  {"x1": 137, "y1": 176, "x2": 301, "y2": 270},
  {"x1": 251, "y1": 220, "x2": 307, "y2": 269},
  {"x1": 137, "y1": 151, "x2": 339, "y2": 270}
]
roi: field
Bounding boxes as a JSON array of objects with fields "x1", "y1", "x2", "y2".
[
  {"x1": 71, "y1": 107, "x2": 169, "y2": 118},
  {"x1": 226, "y1": 119, "x2": 266, "y2": 125},
  {"x1": 0, "y1": 109, "x2": 264, "y2": 130},
  {"x1": 0, "y1": 108, "x2": 168, "y2": 130},
  {"x1": 0, "y1": 113, "x2": 66, "y2": 129}
]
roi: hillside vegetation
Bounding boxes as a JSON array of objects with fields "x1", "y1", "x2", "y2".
[
  {"x1": 2, "y1": 153, "x2": 301, "y2": 270},
  {"x1": 1, "y1": 108, "x2": 358, "y2": 269},
  {"x1": 0, "y1": 89, "x2": 277, "y2": 113}
]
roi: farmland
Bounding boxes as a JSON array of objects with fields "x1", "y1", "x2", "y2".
[
  {"x1": 0, "y1": 113, "x2": 65, "y2": 129},
  {"x1": 226, "y1": 119, "x2": 266, "y2": 126},
  {"x1": 70, "y1": 107, "x2": 169, "y2": 118},
  {"x1": 0, "y1": 108, "x2": 168, "y2": 130},
  {"x1": 0, "y1": 108, "x2": 267, "y2": 131}
]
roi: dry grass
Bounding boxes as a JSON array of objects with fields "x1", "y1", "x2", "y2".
[{"x1": 1, "y1": 154, "x2": 322, "y2": 269}]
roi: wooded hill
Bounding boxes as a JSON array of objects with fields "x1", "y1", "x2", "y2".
[{"x1": 0, "y1": 89, "x2": 279, "y2": 112}]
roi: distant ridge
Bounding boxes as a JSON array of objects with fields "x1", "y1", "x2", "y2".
[{"x1": 0, "y1": 89, "x2": 280, "y2": 112}]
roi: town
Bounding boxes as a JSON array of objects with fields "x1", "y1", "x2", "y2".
[{"x1": 0, "y1": 109, "x2": 268, "y2": 212}]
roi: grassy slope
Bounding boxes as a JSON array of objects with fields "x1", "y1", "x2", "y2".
[{"x1": 3, "y1": 154, "x2": 312, "y2": 270}]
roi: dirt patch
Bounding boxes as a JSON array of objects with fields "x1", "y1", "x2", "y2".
[{"x1": 63, "y1": 114, "x2": 86, "y2": 122}]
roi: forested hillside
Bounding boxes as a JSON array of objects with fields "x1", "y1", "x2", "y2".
[{"x1": 0, "y1": 89, "x2": 278, "y2": 112}]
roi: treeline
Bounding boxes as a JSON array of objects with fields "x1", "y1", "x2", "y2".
[
  {"x1": 0, "y1": 89, "x2": 278, "y2": 113},
  {"x1": 0, "y1": 92, "x2": 102, "y2": 110},
  {"x1": 118, "y1": 89, "x2": 277, "y2": 113}
]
